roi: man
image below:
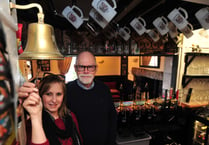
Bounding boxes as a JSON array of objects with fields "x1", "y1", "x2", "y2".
[
  {"x1": 18, "y1": 51, "x2": 117, "y2": 145},
  {"x1": 66, "y1": 51, "x2": 117, "y2": 145}
]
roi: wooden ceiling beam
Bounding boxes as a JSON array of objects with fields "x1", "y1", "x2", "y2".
[{"x1": 182, "y1": 0, "x2": 209, "y2": 6}]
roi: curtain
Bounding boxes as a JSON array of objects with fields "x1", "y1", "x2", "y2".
[
  {"x1": 141, "y1": 56, "x2": 152, "y2": 66},
  {"x1": 58, "y1": 56, "x2": 72, "y2": 75}
]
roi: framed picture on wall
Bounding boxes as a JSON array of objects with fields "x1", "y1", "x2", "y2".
[
  {"x1": 37, "y1": 60, "x2": 50, "y2": 71},
  {"x1": 140, "y1": 56, "x2": 160, "y2": 68}
]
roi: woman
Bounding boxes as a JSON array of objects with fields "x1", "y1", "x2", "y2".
[{"x1": 22, "y1": 74, "x2": 82, "y2": 145}]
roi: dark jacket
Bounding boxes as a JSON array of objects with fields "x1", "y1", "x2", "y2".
[{"x1": 66, "y1": 80, "x2": 117, "y2": 145}]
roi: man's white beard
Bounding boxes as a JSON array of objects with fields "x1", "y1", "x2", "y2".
[{"x1": 78, "y1": 74, "x2": 94, "y2": 85}]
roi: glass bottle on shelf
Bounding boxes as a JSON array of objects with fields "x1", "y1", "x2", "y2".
[
  {"x1": 117, "y1": 41, "x2": 123, "y2": 55},
  {"x1": 105, "y1": 40, "x2": 110, "y2": 54},
  {"x1": 71, "y1": 42, "x2": 77, "y2": 54},
  {"x1": 119, "y1": 83, "x2": 124, "y2": 101},
  {"x1": 132, "y1": 81, "x2": 137, "y2": 101},
  {"x1": 67, "y1": 44, "x2": 71, "y2": 54},
  {"x1": 123, "y1": 43, "x2": 129, "y2": 55},
  {"x1": 131, "y1": 39, "x2": 140, "y2": 55},
  {"x1": 144, "y1": 82, "x2": 149, "y2": 101}
]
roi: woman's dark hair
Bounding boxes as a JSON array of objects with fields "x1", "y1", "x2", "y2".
[{"x1": 38, "y1": 74, "x2": 69, "y2": 118}]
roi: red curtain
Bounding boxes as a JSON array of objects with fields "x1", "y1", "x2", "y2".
[{"x1": 58, "y1": 56, "x2": 72, "y2": 75}]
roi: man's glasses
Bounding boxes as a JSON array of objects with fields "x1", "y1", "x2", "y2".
[{"x1": 75, "y1": 65, "x2": 97, "y2": 72}]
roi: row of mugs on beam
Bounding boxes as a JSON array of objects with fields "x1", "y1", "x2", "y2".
[
  {"x1": 61, "y1": 0, "x2": 209, "y2": 41},
  {"x1": 62, "y1": 0, "x2": 117, "y2": 29},
  {"x1": 130, "y1": 7, "x2": 209, "y2": 41},
  {"x1": 117, "y1": 6, "x2": 209, "y2": 42}
]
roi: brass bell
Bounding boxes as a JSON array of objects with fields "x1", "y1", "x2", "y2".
[{"x1": 19, "y1": 23, "x2": 64, "y2": 60}]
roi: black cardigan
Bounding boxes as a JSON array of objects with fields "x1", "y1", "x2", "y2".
[{"x1": 66, "y1": 80, "x2": 117, "y2": 145}]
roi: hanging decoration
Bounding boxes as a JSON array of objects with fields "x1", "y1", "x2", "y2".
[
  {"x1": 0, "y1": 21, "x2": 15, "y2": 145},
  {"x1": 16, "y1": 23, "x2": 24, "y2": 55}
]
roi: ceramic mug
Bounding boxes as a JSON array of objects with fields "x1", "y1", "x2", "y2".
[
  {"x1": 195, "y1": 7, "x2": 209, "y2": 30},
  {"x1": 89, "y1": 8, "x2": 108, "y2": 28},
  {"x1": 62, "y1": 6, "x2": 84, "y2": 29},
  {"x1": 180, "y1": 23, "x2": 194, "y2": 38},
  {"x1": 146, "y1": 29, "x2": 160, "y2": 42},
  {"x1": 167, "y1": 7, "x2": 189, "y2": 30},
  {"x1": 153, "y1": 16, "x2": 169, "y2": 36},
  {"x1": 168, "y1": 22, "x2": 179, "y2": 38},
  {"x1": 130, "y1": 16, "x2": 147, "y2": 36},
  {"x1": 119, "y1": 26, "x2": 131, "y2": 41},
  {"x1": 92, "y1": 0, "x2": 117, "y2": 22}
]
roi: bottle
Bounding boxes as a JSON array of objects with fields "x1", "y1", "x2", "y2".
[
  {"x1": 118, "y1": 103, "x2": 131, "y2": 137},
  {"x1": 135, "y1": 86, "x2": 141, "y2": 100},
  {"x1": 123, "y1": 43, "x2": 129, "y2": 55},
  {"x1": 132, "y1": 81, "x2": 137, "y2": 101},
  {"x1": 119, "y1": 83, "x2": 124, "y2": 101},
  {"x1": 144, "y1": 83, "x2": 149, "y2": 101}
]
